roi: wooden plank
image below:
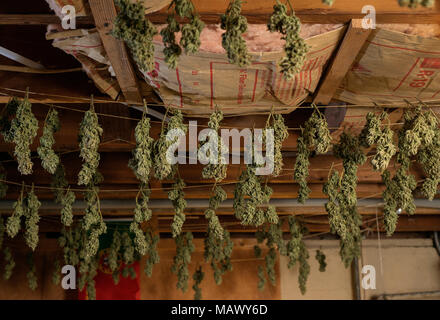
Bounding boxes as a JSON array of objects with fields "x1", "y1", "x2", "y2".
[
  {"x1": 313, "y1": 19, "x2": 372, "y2": 105},
  {"x1": 0, "y1": 14, "x2": 94, "y2": 25},
  {"x1": 88, "y1": 0, "x2": 142, "y2": 104}
]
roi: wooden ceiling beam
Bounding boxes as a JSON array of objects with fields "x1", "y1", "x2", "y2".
[
  {"x1": 313, "y1": 19, "x2": 372, "y2": 105},
  {"x1": 89, "y1": 0, "x2": 143, "y2": 104}
]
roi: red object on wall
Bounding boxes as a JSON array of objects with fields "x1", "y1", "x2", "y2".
[{"x1": 78, "y1": 250, "x2": 140, "y2": 300}]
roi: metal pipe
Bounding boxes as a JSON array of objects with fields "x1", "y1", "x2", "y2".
[{"x1": 0, "y1": 198, "x2": 439, "y2": 211}]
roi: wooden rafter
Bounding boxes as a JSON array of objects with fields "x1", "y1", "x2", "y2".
[
  {"x1": 89, "y1": 0, "x2": 142, "y2": 104},
  {"x1": 313, "y1": 19, "x2": 372, "y2": 105}
]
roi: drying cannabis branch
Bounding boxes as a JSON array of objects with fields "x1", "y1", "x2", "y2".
[
  {"x1": 82, "y1": 172, "x2": 106, "y2": 258},
  {"x1": 37, "y1": 108, "x2": 60, "y2": 174},
  {"x1": 205, "y1": 186, "x2": 227, "y2": 241},
  {"x1": 172, "y1": 232, "x2": 195, "y2": 293},
  {"x1": 3, "y1": 247, "x2": 15, "y2": 280},
  {"x1": 0, "y1": 97, "x2": 19, "y2": 143},
  {"x1": 113, "y1": 0, "x2": 157, "y2": 72},
  {"x1": 359, "y1": 111, "x2": 396, "y2": 172},
  {"x1": 200, "y1": 109, "x2": 227, "y2": 182},
  {"x1": 130, "y1": 184, "x2": 153, "y2": 255},
  {"x1": 286, "y1": 216, "x2": 310, "y2": 295},
  {"x1": 204, "y1": 228, "x2": 233, "y2": 285},
  {"x1": 154, "y1": 109, "x2": 188, "y2": 180},
  {"x1": 398, "y1": 0, "x2": 434, "y2": 8},
  {"x1": 121, "y1": 232, "x2": 137, "y2": 280},
  {"x1": 78, "y1": 101, "x2": 103, "y2": 186},
  {"x1": 221, "y1": 0, "x2": 251, "y2": 67},
  {"x1": 234, "y1": 164, "x2": 278, "y2": 227},
  {"x1": 51, "y1": 164, "x2": 75, "y2": 227},
  {"x1": 192, "y1": 266, "x2": 204, "y2": 300},
  {"x1": 11, "y1": 95, "x2": 39, "y2": 175},
  {"x1": 265, "y1": 112, "x2": 289, "y2": 177},
  {"x1": 144, "y1": 229, "x2": 160, "y2": 277},
  {"x1": 323, "y1": 132, "x2": 366, "y2": 267},
  {"x1": 169, "y1": 175, "x2": 187, "y2": 238},
  {"x1": 315, "y1": 249, "x2": 327, "y2": 272},
  {"x1": 26, "y1": 252, "x2": 38, "y2": 291},
  {"x1": 52, "y1": 259, "x2": 61, "y2": 285},
  {"x1": 267, "y1": 0, "x2": 309, "y2": 80},
  {"x1": 294, "y1": 107, "x2": 332, "y2": 203}
]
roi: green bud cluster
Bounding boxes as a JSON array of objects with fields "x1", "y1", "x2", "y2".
[
  {"x1": 3, "y1": 247, "x2": 15, "y2": 280},
  {"x1": 121, "y1": 231, "x2": 137, "y2": 280},
  {"x1": 6, "y1": 185, "x2": 41, "y2": 251},
  {"x1": 171, "y1": 232, "x2": 195, "y2": 293},
  {"x1": 201, "y1": 109, "x2": 227, "y2": 182},
  {"x1": 161, "y1": 0, "x2": 204, "y2": 69},
  {"x1": 82, "y1": 172, "x2": 106, "y2": 258},
  {"x1": 234, "y1": 164, "x2": 278, "y2": 226},
  {"x1": 323, "y1": 132, "x2": 366, "y2": 267},
  {"x1": 129, "y1": 113, "x2": 154, "y2": 184},
  {"x1": 52, "y1": 259, "x2": 61, "y2": 285},
  {"x1": 154, "y1": 110, "x2": 188, "y2": 180},
  {"x1": 204, "y1": 228, "x2": 233, "y2": 285},
  {"x1": 51, "y1": 164, "x2": 75, "y2": 227},
  {"x1": 26, "y1": 252, "x2": 38, "y2": 291},
  {"x1": 205, "y1": 186, "x2": 227, "y2": 241},
  {"x1": 10, "y1": 96, "x2": 39, "y2": 175},
  {"x1": 113, "y1": 0, "x2": 158, "y2": 72},
  {"x1": 143, "y1": 229, "x2": 160, "y2": 277},
  {"x1": 220, "y1": 0, "x2": 251, "y2": 67},
  {"x1": 267, "y1": 1, "x2": 309, "y2": 80},
  {"x1": 265, "y1": 113, "x2": 289, "y2": 177},
  {"x1": 58, "y1": 226, "x2": 81, "y2": 266},
  {"x1": 359, "y1": 112, "x2": 396, "y2": 172},
  {"x1": 294, "y1": 108, "x2": 332, "y2": 203},
  {"x1": 130, "y1": 184, "x2": 153, "y2": 255},
  {"x1": 37, "y1": 108, "x2": 60, "y2": 174},
  {"x1": 322, "y1": 0, "x2": 335, "y2": 6},
  {"x1": 398, "y1": 0, "x2": 434, "y2": 8},
  {"x1": 0, "y1": 97, "x2": 19, "y2": 143},
  {"x1": 169, "y1": 177, "x2": 187, "y2": 238},
  {"x1": 192, "y1": 266, "x2": 204, "y2": 300},
  {"x1": 286, "y1": 216, "x2": 309, "y2": 295},
  {"x1": 315, "y1": 249, "x2": 327, "y2": 272},
  {"x1": 78, "y1": 103, "x2": 103, "y2": 186}
]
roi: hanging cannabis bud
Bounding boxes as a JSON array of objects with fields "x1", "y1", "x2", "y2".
[
  {"x1": 161, "y1": 15, "x2": 182, "y2": 69},
  {"x1": 180, "y1": 14, "x2": 204, "y2": 54},
  {"x1": 121, "y1": 231, "x2": 137, "y2": 280},
  {"x1": 6, "y1": 185, "x2": 25, "y2": 238},
  {"x1": 234, "y1": 164, "x2": 278, "y2": 227},
  {"x1": 0, "y1": 215, "x2": 4, "y2": 250},
  {"x1": 108, "y1": 229, "x2": 121, "y2": 283},
  {"x1": 144, "y1": 230, "x2": 160, "y2": 277},
  {"x1": 200, "y1": 109, "x2": 227, "y2": 182},
  {"x1": 172, "y1": 232, "x2": 195, "y2": 293},
  {"x1": 0, "y1": 97, "x2": 19, "y2": 143},
  {"x1": 359, "y1": 111, "x2": 396, "y2": 172},
  {"x1": 154, "y1": 109, "x2": 188, "y2": 180},
  {"x1": 323, "y1": 132, "x2": 365, "y2": 267},
  {"x1": 24, "y1": 185, "x2": 41, "y2": 251},
  {"x1": 192, "y1": 266, "x2": 204, "y2": 300},
  {"x1": 265, "y1": 113, "x2": 289, "y2": 177},
  {"x1": 26, "y1": 252, "x2": 38, "y2": 291},
  {"x1": 204, "y1": 228, "x2": 233, "y2": 285},
  {"x1": 10, "y1": 95, "x2": 39, "y2": 175},
  {"x1": 113, "y1": 0, "x2": 157, "y2": 72},
  {"x1": 294, "y1": 107, "x2": 331, "y2": 203},
  {"x1": 130, "y1": 184, "x2": 153, "y2": 255},
  {"x1": 3, "y1": 247, "x2": 15, "y2": 280},
  {"x1": 129, "y1": 110, "x2": 154, "y2": 185},
  {"x1": 169, "y1": 176, "x2": 187, "y2": 238},
  {"x1": 315, "y1": 249, "x2": 327, "y2": 272},
  {"x1": 322, "y1": 0, "x2": 335, "y2": 6},
  {"x1": 51, "y1": 164, "x2": 75, "y2": 227},
  {"x1": 82, "y1": 172, "x2": 106, "y2": 258},
  {"x1": 398, "y1": 0, "x2": 434, "y2": 8},
  {"x1": 221, "y1": 0, "x2": 251, "y2": 67},
  {"x1": 286, "y1": 216, "x2": 310, "y2": 295},
  {"x1": 58, "y1": 226, "x2": 80, "y2": 267},
  {"x1": 78, "y1": 101, "x2": 103, "y2": 186},
  {"x1": 37, "y1": 108, "x2": 60, "y2": 174},
  {"x1": 254, "y1": 221, "x2": 287, "y2": 290},
  {"x1": 267, "y1": 0, "x2": 309, "y2": 80},
  {"x1": 205, "y1": 186, "x2": 227, "y2": 240},
  {"x1": 52, "y1": 259, "x2": 61, "y2": 285}
]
